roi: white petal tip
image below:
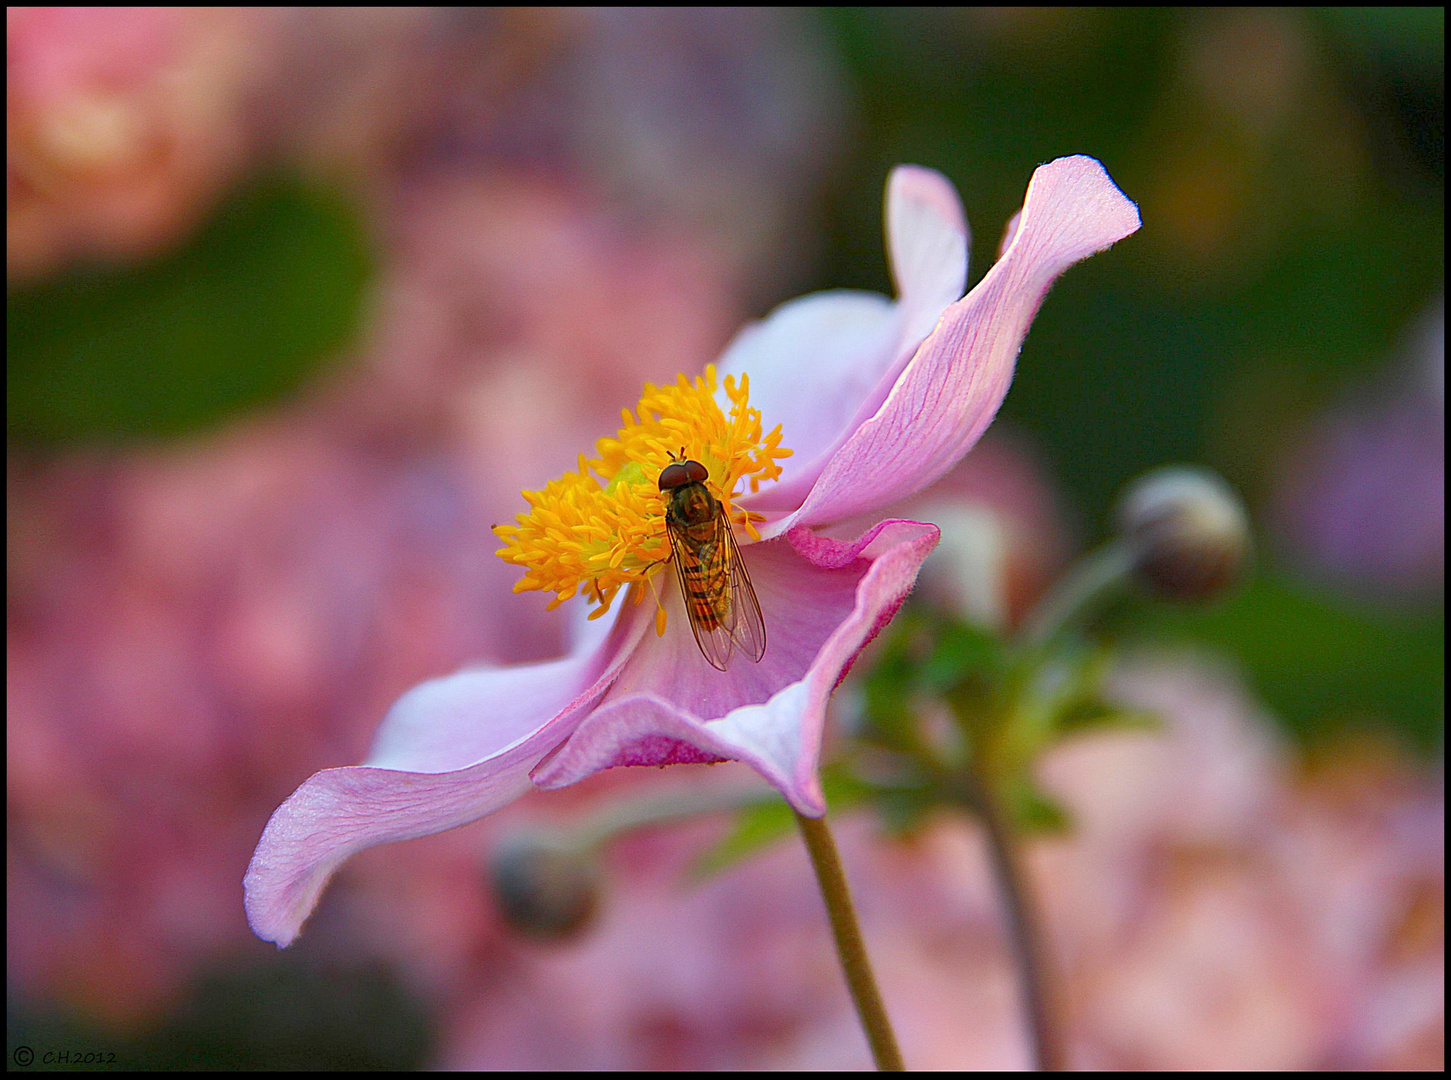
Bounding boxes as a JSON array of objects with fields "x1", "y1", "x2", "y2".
[{"x1": 887, "y1": 164, "x2": 968, "y2": 238}]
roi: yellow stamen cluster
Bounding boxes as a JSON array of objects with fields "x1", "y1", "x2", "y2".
[{"x1": 494, "y1": 365, "x2": 791, "y2": 619}]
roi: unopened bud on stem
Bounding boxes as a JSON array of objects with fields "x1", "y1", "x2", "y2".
[
  {"x1": 1116, "y1": 466, "x2": 1251, "y2": 601},
  {"x1": 489, "y1": 831, "x2": 601, "y2": 941}
]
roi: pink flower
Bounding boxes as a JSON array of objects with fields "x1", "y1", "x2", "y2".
[{"x1": 246, "y1": 155, "x2": 1140, "y2": 946}]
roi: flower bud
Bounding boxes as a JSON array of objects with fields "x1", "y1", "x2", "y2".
[
  {"x1": 488, "y1": 831, "x2": 601, "y2": 941},
  {"x1": 1116, "y1": 466, "x2": 1251, "y2": 601}
]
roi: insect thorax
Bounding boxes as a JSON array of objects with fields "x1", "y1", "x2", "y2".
[{"x1": 667, "y1": 483, "x2": 718, "y2": 531}]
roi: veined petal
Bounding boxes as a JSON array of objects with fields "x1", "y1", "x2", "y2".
[
  {"x1": 724, "y1": 167, "x2": 970, "y2": 513},
  {"x1": 531, "y1": 519, "x2": 940, "y2": 815},
  {"x1": 774, "y1": 155, "x2": 1140, "y2": 534},
  {"x1": 243, "y1": 609, "x2": 648, "y2": 947}
]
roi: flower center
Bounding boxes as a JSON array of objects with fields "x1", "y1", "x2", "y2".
[{"x1": 494, "y1": 365, "x2": 791, "y2": 621}]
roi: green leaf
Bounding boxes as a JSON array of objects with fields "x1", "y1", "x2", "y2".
[
  {"x1": 8, "y1": 177, "x2": 371, "y2": 444},
  {"x1": 921, "y1": 617, "x2": 1007, "y2": 691},
  {"x1": 687, "y1": 768, "x2": 874, "y2": 881},
  {"x1": 688, "y1": 796, "x2": 796, "y2": 880},
  {"x1": 857, "y1": 610, "x2": 930, "y2": 752},
  {"x1": 1056, "y1": 700, "x2": 1163, "y2": 735},
  {"x1": 1006, "y1": 780, "x2": 1073, "y2": 835},
  {"x1": 873, "y1": 781, "x2": 940, "y2": 838}
]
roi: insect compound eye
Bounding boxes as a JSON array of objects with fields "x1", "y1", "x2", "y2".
[{"x1": 658, "y1": 459, "x2": 709, "y2": 491}]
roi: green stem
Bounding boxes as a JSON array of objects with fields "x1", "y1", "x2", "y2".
[
  {"x1": 795, "y1": 810, "x2": 905, "y2": 1071},
  {"x1": 1018, "y1": 541, "x2": 1133, "y2": 650},
  {"x1": 955, "y1": 776, "x2": 1066, "y2": 1071}
]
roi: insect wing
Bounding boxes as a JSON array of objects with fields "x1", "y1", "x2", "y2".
[
  {"x1": 666, "y1": 509, "x2": 736, "y2": 671},
  {"x1": 717, "y1": 509, "x2": 766, "y2": 664},
  {"x1": 665, "y1": 502, "x2": 765, "y2": 671}
]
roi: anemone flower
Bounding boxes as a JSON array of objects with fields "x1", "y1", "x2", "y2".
[{"x1": 246, "y1": 155, "x2": 1139, "y2": 946}]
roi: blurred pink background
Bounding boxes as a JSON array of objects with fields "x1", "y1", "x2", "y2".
[{"x1": 8, "y1": 8, "x2": 1442, "y2": 1069}]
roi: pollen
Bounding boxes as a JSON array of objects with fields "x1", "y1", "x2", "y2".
[{"x1": 493, "y1": 365, "x2": 791, "y2": 619}]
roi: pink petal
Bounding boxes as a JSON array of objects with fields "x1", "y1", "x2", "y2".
[
  {"x1": 724, "y1": 166, "x2": 969, "y2": 512},
  {"x1": 886, "y1": 164, "x2": 970, "y2": 344},
  {"x1": 367, "y1": 658, "x2": 597, "y2": 773},
  {"x1": 244, "y1": 610, "x2": 648, "y2": 946},
  {"x1": 776, "y1": 155, "x2": 1140, "y2": 533},
  {"x1": 531, "y1": 519, "x2": 940, "y2": 815}
]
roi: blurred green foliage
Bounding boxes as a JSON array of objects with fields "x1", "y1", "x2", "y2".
[
  {"x1": 7, "y1": 179, "x2": 370, "y2": 443},
  {"x1": 855, "y1": 606, "x2": 1158, "y2": 833}
]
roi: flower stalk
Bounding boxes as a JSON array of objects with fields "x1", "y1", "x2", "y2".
[
  {"x1": 794, "y1": 810, "x2": 904, "y2": 1071},
  {"x1": 946, "y1": 774, "x2": 1065, "y2": 1071}
]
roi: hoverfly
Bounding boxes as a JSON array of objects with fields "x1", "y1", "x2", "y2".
[{"x1": 658, "y1": 455, "x2": 766, "y2": 671}]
